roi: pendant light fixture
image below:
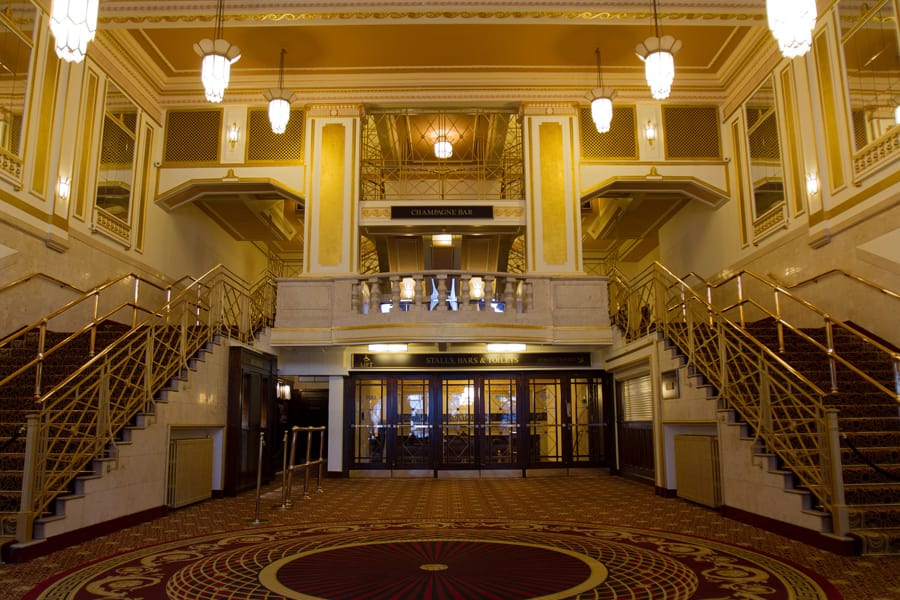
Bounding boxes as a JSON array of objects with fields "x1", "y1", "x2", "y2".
[
  {"x1": 264, "y1": 48, "x2": 294, "y2": 134},
  {"x1": 49, "y1": 0, "x2": 100, "y2": 63},
  {"x1": 635, "y1": 0, "x2": 681, "y2": 100},
  {"x1": 193, "y1": 0, "x2": 241, "y2": 103},
  {"x1": 587, "y1": 48, "x2": 616, "y2": 133},
  {"x1": 766, "y1": 0, "x2": 817, "y2": 59},
  {"x1": 433, "y1": 113, "x2": 453, "y2": 159}
]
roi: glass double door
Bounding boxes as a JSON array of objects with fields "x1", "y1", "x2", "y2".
[{"x1": 349, "y1": 373, "x2": 606, "y2": 471}]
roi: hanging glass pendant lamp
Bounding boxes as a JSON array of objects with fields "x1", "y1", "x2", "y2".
[
  {"x1": 193, "y1": 0, "x2": 241, "y2": 103},
  {"x1": 635, "y1": 0, "x2": 681, "y2": 100},
  {"x1": 264, "y1": 49, "x2": 294, "y2": 134},
  {"x1": 49, "y1": 0, "x2": 100, "y2": 63},
  {"x1": 766, "y1": 0, "x2": 817, "y2": 59},
  {"x1": 588, "y1": 48, "x2": 616, "y2": 133}
]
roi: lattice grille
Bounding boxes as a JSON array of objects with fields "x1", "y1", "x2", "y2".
[
  {"x1": 247, "y1": 108, "x2": 304, "y2": 162},
  {"x1": 359, "y1": 236, "x2": 380, "y2": 275},
  {"x1": 506, "y1": 235, "x2": 526, "y2": 274},
  {"x1": 164, "y1": 110, "x2": 220, "y2": 163},
  {"x1": 663, "y1": 106, "x2": 721, "y2": 159},
  {"x1": 580, "y1": 106, "x2": 637, "y2": 159},
  {"x1": 747, "y1": 109, "x2": 781, "y2": 160},
  {"x1": 100, "y1": 114, "x2": 135, "y2": 165}
]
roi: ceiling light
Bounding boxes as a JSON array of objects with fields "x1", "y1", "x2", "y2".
[
  {"x1": 588, "y1": 48, "x2": 616, "y2": 133},
  {"x1": 766, "y1": 0, "x2": 816, "y2": 59},
  {"x1": 368, "y1": 344, "x2": 408, "y2": 353},
  {"x1": 193, "y1": 0, "x2": 241, "y2": 103},
  {"x1": 49, "y1": 0, "x2": 99, "y2": 63},
  {"x1": 434, "y1": 136, "x2": 453, "y2": 159},
  {"x1": 264, "y1": 48, "x2": 294, "y2": 134},
  {"x1": 635, "y1": 0, "x2": 681, "y2": 100},
  {"x1": 432, "y1": 234, "x2": 453, "y2": 247}
]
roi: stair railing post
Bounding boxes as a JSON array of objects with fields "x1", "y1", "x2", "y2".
[
  {"x1": 758, "y1": 362, "x2": 772, "y2": 437},
  {"x1": 16, "y1": 414, "x2": 40, "y2": 544},
  {"x1": 98, "y1": 363, "x2": 111, "y2": 444},
  {"x1": 825, "y1": 318, "x2": 838, "y2": 393},
  {"x1": 284, "y1": 425, "x2": 300, "y2": 508},
  {"x1": 892, "y1": 355, "x2": 900, "y2": 405},
  {"x1": 315, "y1": 426, "x2": 325, "y2": 493},
  {"x1": 89, "y1": 291, "x2": 99, "y2": 357},
  {"x1": 736, "y1": 273, "x2": 746, "y2": 327},
  {"x1": 303, "y1": 428, "x2": 314, "y2": 499},
  {"x1": 773, "y1": 289, "x2": 785, "y2": 354},
  {"x1": 823, "y1": 408, "x2": 849, "y2": 537},
  {"x1": 274, "y1": 430, "x2": 290, "y2": 510},
  {"x1": 249, "y1": 432, "x2": 267, "y2": 525},
  {"x1": 144, "y1": 329, "x2": 155, "y2": 413},
  {"x1": 132, "y1": 275, "x2": 140, "y2": 328},
  {"x1": 718, "y1": 319, "x2": 729, "y2": 396},
  {"x1": 34, "y1": 319, "x2": 47, "y2": 398}
]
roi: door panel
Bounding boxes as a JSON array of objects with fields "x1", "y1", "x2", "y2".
[
  {"x1": 482, "y1": 377, "x2": 518, "y2": 466},
  {"x1": 440, "y1": 378, "x2": 476, "y2": 465},
  {"x1": 351, "y1": 378, "x2": 388, "y2": 465},
  {"x1": 395, "y1": 379, "x2": 431, "y2": 467},
  {"x1": 569, "y1": 377, "x2": 604, "y2": 464},
  {"x1": 527, "y1": 378, "x2": 563, "y2": 464}
]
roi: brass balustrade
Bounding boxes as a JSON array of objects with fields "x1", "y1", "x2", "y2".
[
  {"x1": 609, "y1": 263, "x2": 851, "y2": 537},
  {"x1": 3, "y1": 265, "x2": 276, "y2": 544}
]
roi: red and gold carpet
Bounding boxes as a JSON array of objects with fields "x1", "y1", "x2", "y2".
[{"x1": 25, "y1": 519, "x2": 839, "y2": 599}]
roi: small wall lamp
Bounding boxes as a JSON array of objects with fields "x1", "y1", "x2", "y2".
[
  {"x1": 57, "y1": 176, "x2": 70, "y2": 201},
  {"x1": 806, "y1": 172, "x2": 819, "y2": 196},
  {"x1": 227, "y1": 122, "x2": 239, "y2": 148},
  {"x1": 644, "y1": 120, "x2": 658, "y2": 146}
]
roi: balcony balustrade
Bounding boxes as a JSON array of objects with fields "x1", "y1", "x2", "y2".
[{"x1": 272, "y1": 271, "x2": 613, "y2": 347}]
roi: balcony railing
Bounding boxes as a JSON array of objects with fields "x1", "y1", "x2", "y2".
[{"x1": 273, "y1": 271, "x2": 611, "y2": 347}]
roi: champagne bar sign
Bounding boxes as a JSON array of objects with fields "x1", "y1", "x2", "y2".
[
  {"x1": 353, "y1": 353, "x2": 591, "y2": 369},
  {"x1": 391, "y1": 206, "x2": 494, "y2": 219}
]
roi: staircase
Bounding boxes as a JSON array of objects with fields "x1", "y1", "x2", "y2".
[
  {"x1": 609, "y1": 263, "x2": 900, "y2": 554},
  {"x1": 745, "y1": 319, "x2": 900, "y2": 553},
  {"x1": 0, "y1": 265, "x2": 275, "y2": 549}
]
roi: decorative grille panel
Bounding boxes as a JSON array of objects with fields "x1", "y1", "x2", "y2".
[
  {"x1": 164, "y1": 110, "x2": 220, "y2": 163},
  {"x1": 247, "y1": 108, "x2": 304, "y2": 162},
  {"x1": 747, "y1": 110, "x2": 781, "y2": 160},
  {"x1": 580, "y1": 106, "x2": 637, "y2": 159},
  {"x1": 663, "y1": 106, "x2": 721, "y2": 159},
  {"x1": 100, "y1": 114, "x2": 135, "y2": 165}
]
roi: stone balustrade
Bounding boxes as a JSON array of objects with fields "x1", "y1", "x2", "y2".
[{"x1": 272, "y1": 271, "x2": 613, "y2": 347}]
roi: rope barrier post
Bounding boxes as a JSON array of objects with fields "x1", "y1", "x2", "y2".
[
  {"x1": 248, "y1": 432, "x2": 268, "y2": 525},
  {"x1": 284, "y1": 426, "x2": 300, "y2": 509},
  {"x1": 273, "y1": 430, "x2": 290, "y2": 510}
]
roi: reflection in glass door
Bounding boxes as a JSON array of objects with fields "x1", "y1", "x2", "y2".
[
  {"x1": 352, "y1": 378, "x2": 387, "y2": 465},
  {"x1": 395, "y1": 379, "x2": 431, "y2": 467},
  {"x1": 483, "y1": 378, "x2": 517, "y2": 466},
  {"x1": 528, "y1": 378, "x2": 563, "y2": 463},
  {"x1": 569, "y1": 377, "x2": 605, "y2": 464},
  {"x1": 441, "y1": 378, "x2": 476, "y2": 465}
]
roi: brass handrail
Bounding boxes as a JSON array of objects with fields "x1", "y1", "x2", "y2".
[
  {"x1": 0, "y1": 272, "x2": 86, "y2": 297},
  {"x1": 10, "y1": 264, "x2": 276, "y2": 544},
  {"x1": 609, "y1": 263, "x2": 849, "y2": 537},
  {"x1": 782, "y1": 268, "x2": 900, "y2": 302}
]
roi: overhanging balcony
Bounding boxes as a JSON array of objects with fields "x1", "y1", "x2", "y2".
[{"x1": 271, "y1": 271, "x2": 612, "y2": 347}]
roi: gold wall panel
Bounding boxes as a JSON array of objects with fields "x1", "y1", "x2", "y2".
[
  {"x1": 539, "y1": 122, "x2": 566, "y2": 266},
  {"x1": 136, "y1": 124, "x2": 153, "y2": 252},
  {"x1": 731, "y1": 119, "x2": 748, "y2": 247},
  {"x1": 317, "y1": 123, "x2": 346, "y2": 267},
  {"x1": 75, "y1": 71, "x2": 100, "y2": 220},
  {"x1": 779, "y1": 66, "x2": 803, "y2": 216},
  {"x1": 32, "y1": 43, "x2": 59, "y2": 201},
  {"x1": 813, "y1": 31, "x2": 845, "y2": 192}
]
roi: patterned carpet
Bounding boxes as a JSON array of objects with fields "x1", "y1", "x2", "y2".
[
  {"x1": 4, "y1": 474, "x2": 900, "y2": 599},
  {"x1": 24, "y1": 519, "x2": 837, "y2": 599}
]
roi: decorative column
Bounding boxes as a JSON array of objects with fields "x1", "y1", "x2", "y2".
[
  {"x1": 522, "y1": 103, "x2": 583, "y2": 274},
  {"x1": 304, "y1": 105, "x2": 362, "y2": 275}
]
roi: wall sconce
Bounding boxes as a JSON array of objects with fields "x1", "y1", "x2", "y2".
[
  {"x1": 432, "y1": 234, "x2": 453, "y2": 247},
  {"x1": 806, "y1": 172, "x2": 819, "y2": 196},
  {"x1": 895, "y1": 103, "x2": 900, "y2": 126},
  {"x1": 400, "y1": 277, "x2": 416, "y2": 301},
  {"x1": 227, "y1": 122, "x2": 239, "y2": 148},
  {"x1": 57, "y1": 176, "x2": 70, "y2": 201},
  {"x1": 644, "y1": 120, "x2": 657, "y2": 145}
]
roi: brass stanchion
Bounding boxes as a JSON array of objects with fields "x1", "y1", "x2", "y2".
[
  {"x1": 284, "y1": 426, "x2": 300, "y2": 509},
  {"x1": 273, "y1": 430, "x2": 290, "y2": 510},
  {"x1": 249, "y1": 432, "x2": 268, "y2": 524}
]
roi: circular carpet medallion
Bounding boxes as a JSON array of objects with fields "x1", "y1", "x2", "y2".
[{"x1": 26, "y1": 520, "x2": 839, "y2": 600}]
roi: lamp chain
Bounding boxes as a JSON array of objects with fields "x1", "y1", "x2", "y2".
[
  {"x1": 595, "y1": 48, "x2": 604, "y2": 89},
  {"x1": 279, "y1": 48, "x2": 286, "y2": 89},
  {"x1": 653, "y1": 0, "x2": 661, "y2": 37},
  {"x1": 214, "y1": 0, "x2": 225, "y2": 40}
]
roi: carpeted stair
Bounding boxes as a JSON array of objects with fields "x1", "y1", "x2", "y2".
[
  {"x1": 744, "y1": 320, "x2": 900, "y2": 554},
  {"x1": 0, "y1": 322, "x2": 130, "y2": 531}
]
